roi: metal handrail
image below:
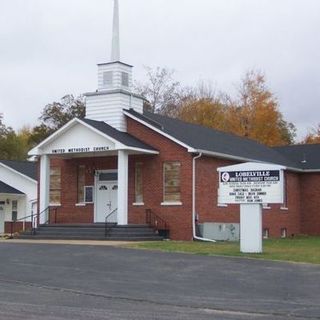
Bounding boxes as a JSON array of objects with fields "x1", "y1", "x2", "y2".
[
  {"x1": 9, "y1": 206, "x2": 57, "y2": 238},
  {"x1": 146, "y1": 209, "x2": 169, "y2": 238},
  {"x1": 9, "y1": 212, "x2": 34, "y2": 238},
  {"x1": 105, "y1": 208, "x2": 118, "y2": 237}
]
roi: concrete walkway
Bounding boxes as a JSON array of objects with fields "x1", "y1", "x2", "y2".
[{"x1": 0, "y1": 238, "x2": 136, "y2": 246}]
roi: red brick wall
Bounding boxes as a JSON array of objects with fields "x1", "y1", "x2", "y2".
[
  {"x1": 49, "y1": 157, "x2": 117, "y2": 224},
  {"x1": 127, "y1": 117, "x2": 194, "y2": 240},
  {"x1": 5, "y1": 221, "x2": 32, "y2": 234},
  {"x1": 300, "y1": 173, "x2": 320, "y2": 235}
]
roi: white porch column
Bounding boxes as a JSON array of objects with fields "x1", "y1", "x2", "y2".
[
  {"x1": 39, "y1": 155, "x2": 50, "y2": 224},
  {"x1": 117, "y1": 150, "x2": 128, "y2": 225}
]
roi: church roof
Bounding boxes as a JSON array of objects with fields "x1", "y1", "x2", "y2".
[
  {"x1": 274, "y1": 144, "x2": 320, "y2": 171},
  {"x1": 0, "y1": 181, "x2": 24, "y2": 195},
  {"x1": 0, "y1": 160, "x2": 37, "y2": 180},
  {"x1": 125, "y1": 109, "x2": 316, "y2": 171},
  {"x1": 82, "y1": 118, "x2": 157, "y2": 152}
]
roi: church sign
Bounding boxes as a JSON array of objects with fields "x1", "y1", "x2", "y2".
[
  {"x1": 218, "y1": 169, "x2": 283, "y2": 204},
  {"x1": 217, "y1": 162, "x2": 286, "y2": 253}
]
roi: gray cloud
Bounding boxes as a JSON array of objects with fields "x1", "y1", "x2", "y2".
[{"x1": 1, "y1": 0, "x2": 319, "y2": 140}]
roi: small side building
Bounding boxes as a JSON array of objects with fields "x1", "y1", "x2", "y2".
[{"x1": 0, "y1": 160, "x2": 37, "y2": 234}]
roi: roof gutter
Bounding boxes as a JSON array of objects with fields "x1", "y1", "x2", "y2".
[
  {"x1": 194, "y1": 149, "x2": 302, "y2": 173},
  {"x1": 192, "y1": 152, "x2": 216, "y2": 242}
]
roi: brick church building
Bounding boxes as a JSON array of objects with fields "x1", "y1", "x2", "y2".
[{"x1": 29, "y1": 0, "x2": 320, "y2": 240}]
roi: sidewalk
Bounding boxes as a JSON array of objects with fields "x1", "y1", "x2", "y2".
[{"x1": 0, "y1": 238, "x2": 134, "y2": 246}]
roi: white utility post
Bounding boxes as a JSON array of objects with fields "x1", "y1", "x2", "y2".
[
  {"x1": 39, "y1": 154, "x2": 50, "y2": 224},
  {"x1": 218, "y1": 162, "x2": 285, "y2": 253},
  {"x1": 117, "y1": 150, "x2": 128, "y2": 225},
  {"x1": 240, "y1": 204, "x2": 262, "y2": 253}
]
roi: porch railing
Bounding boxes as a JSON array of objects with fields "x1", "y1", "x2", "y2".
[
  {"x1": 145, "y1": 209, "x2": 169, "y2": 239},
  {"x1": 105, "y1": 208, "x2": 118, "y2": 237},
  {"x1": 9, "y1": 206, "x2": 58, "y2": 238}
]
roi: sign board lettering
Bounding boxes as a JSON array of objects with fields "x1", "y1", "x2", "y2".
[{"x1": 218, "y1": 164, "x2": 285, "y2": 204}]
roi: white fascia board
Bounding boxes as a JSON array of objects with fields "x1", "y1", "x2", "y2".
[
  {"x1": 196, "y1": 149, "x2": 269, "y2": 164},
  {"x1": 194, "y1": 149, "x2": 303, "y2": 172},
  {"x1": 119, "y1": 147, "x2": 159, "y2": 155},
  {"x1": 123, "y1": 111, "x2": 196, "y2": 152},
  {"x1": 0, "y1": 192, "x2": 25, "y2": 197},
  {"x1": 301, "y1": 169, "x2": 320, "y2": 173},
  {"x1": 0, "y1": 163, "x2": 37, "y2": 184},
  {"x1": 217, "y1": 162, "x2": 286, "y2": 172}
]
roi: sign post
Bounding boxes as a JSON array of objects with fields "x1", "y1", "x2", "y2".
[{"x1": 217, "y1": 162, "x2": 285, "y2": 253}]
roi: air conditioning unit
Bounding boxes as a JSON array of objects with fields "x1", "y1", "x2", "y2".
[{"x1": 199, "y1": 222, "x2": 240, "y2": 241}]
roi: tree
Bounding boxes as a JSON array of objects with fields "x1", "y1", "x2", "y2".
[
  {"x1": 302, "y1": 124, "x2": 320, "y2": 144},
  {"x1": 0, "y1": 115, "x2": 31, "y2": 160},
  {"x1": 39, "y1": 94, "x2": 85, "y2": 131},
  {"x1": 30, "y1": 94, "x2": 85, "y2": 145},
  {"x1": 225, "y1": 70, "x2": 296, "y2": 146},
  {"x1": 177, "y1": 81, "x2": 229, "y2": 131},
  {"x1": 137, "y1": 67, "x2": 296, "y2": 146},
  {"x1": 135, "y1": 67, "x2": 181, "y2": 115}
]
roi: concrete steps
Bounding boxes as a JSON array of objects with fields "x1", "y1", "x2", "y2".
[{"x1": 18, "y1": 224, "x2": 164, "y2": 241}]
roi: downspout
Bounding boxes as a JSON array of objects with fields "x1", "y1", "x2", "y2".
[{"x1": 192, "y1": 152, "x2": 216, "y2": 242}]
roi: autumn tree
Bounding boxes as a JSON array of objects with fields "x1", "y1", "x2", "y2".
[
  {"x1": 302, "y1": 124, "x2": 320, "y2": 144},
  {"x1": 135, "y1": 67, "x2": 181, "y2": 115},
  {"x1": 177, "y1": 81, "x2": 229, "y2": 131},
  {"x1": 225, "y1": 71, "x2": 296, "y2": 146},
  {"x1": 136, "y1": 67, "x2": 296, "y2": 146},
  {"x1": 30, "y1": 94, "x2": 85, "y2": 145},
  {"x1": 0, "y1": 115, "x2": 31, "y2": 160}
]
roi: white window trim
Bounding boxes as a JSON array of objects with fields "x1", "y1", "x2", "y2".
[
  {"x1": 280, "y1": 206, "x2": 289, "y2": 211},
  {"x1": 133, "y1": 202, "x2": 145, "y2": 206},
  {"x1": 161, "y1": 201, "x2": 182, "y2": 206},
  {"x1": 75, "y1": 203, "x2": 86, "y2": 207},
  {"x1": 263, "y1": 203, "x2": 271, "y2": 210}
]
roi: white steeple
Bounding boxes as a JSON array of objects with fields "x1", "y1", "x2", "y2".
[
  {"x1": 84, "y1": 0, "x2": 144, "y2": 131},
  {"x1": 111, "y1": 0, "x2": 120, "y2": 61}
]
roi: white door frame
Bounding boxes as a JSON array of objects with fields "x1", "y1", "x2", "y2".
[
  {"x1": 94, "y1": 170, "x2": 118, "y2": 223},
  {"x1": 0, "y1": 204, "x2": 5, "y2": 234}
]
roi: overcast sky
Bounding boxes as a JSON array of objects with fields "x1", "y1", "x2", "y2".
[{"x1": 1, "y1": 0, "x2": 319, "y2": 140}]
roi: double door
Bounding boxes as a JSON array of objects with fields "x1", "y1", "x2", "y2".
[{"x1": 95, "y1": 180, "x2": 118, "y2": 223}]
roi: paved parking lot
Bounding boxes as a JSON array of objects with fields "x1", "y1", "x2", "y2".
[{"x1": 0, "y1": 241, "x2": 319, "y2": 320}]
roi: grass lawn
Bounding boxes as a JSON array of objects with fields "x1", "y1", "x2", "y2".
[{"x1": 128, "y1": 236, "x2": 320, "y2": 265}]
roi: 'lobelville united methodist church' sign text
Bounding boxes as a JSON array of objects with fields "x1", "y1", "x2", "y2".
[{"x1": 218, "y1": 163, "x2": 285, "y2": 204}]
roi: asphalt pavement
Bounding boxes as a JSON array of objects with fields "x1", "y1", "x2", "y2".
[{"x1": 0, "y1": 241, "x2": 319, "y2": 320}]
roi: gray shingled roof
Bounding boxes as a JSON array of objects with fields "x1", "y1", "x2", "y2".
[
  {"x1": 0, "y1": 181, "x2": 24, "y2": 194},
  {"x1": 125, "y1": 109, "x2": 301, "y2": 169},
  {"x1": 274, "y1": 144, "x2": 320, "y2": 170},
  {"x1": 0, "y1": 160, "x2": 37, "y2": 180},
  {"x1": 82, "y1": 118, "x2": 157, "y2": 151}
]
